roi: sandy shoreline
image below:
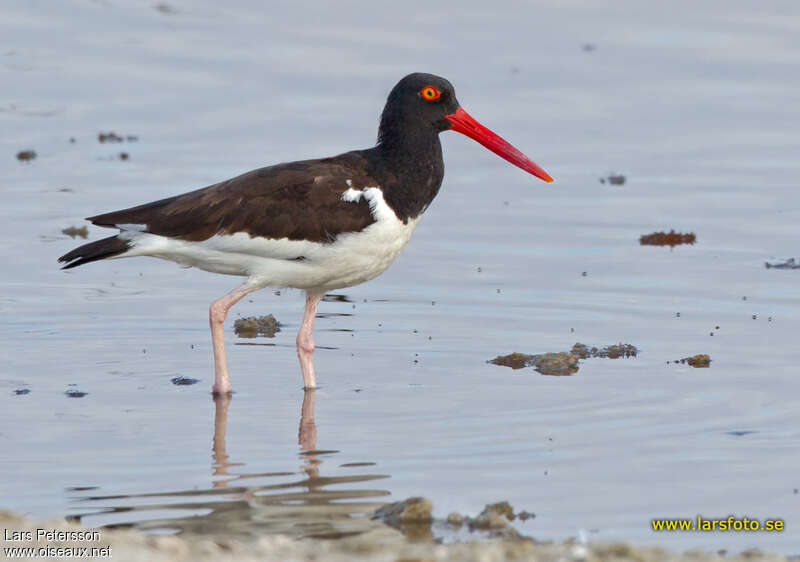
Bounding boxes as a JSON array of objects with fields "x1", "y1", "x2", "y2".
[{"x1": 1, "y1": 510, "x2": 788, "y2": 562}]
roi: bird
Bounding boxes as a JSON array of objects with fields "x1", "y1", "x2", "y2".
[{"x1": 59, "y1": 72, "x2": 553, "y2": 395}]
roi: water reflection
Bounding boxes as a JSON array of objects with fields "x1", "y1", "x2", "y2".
[{"x1": 69, "y1": 391, "x2": 391, "y2": 539}]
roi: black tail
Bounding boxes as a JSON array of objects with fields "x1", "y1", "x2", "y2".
[{"x1": 58, "y1": 235, "x2": 131, "y2": 269}]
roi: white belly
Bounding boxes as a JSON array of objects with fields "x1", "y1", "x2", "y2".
[{"x1": 119, "y1": 187, "x2": 421, "y2": 292}]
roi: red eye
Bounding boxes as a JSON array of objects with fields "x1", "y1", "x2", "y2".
[{"x1": 420, "y1": 85, "x2": 441, "y2": 101}]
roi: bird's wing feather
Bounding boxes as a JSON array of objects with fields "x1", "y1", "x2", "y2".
[{"x1": 88, "y1": 153, "x2": 379, "y2": 243}]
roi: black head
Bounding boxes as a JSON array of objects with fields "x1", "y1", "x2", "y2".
[
  {"x1": 377, "y1": 72, "x2": 553, "y2": 182},
  {"x1": 377, "y1": 73, "x2": 460, "y2": 145}
]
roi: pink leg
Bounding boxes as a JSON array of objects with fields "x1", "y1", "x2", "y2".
[
  {"x1": 210, "y1": 283, "x2": 256, "y2": 395},
  {"x1": 297, "y1": 292, "x2": 323, "y2": 389}
]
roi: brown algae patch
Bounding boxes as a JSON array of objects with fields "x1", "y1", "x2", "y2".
[
  {"x1": 234, "y1": 314, "x2": 281, "y2": 338},
  {"x1": 376, "y1": 498, "x2": 530, "y2": 541},
  {"x1": 470, "y1": 501, "x2": 515, "y2": 529},
  {"x1": 490, "y1": 343, "x2": 637, "y2": 376},
  {"x1": 640, "y1": 230, "x2": 696, "y2": 247},
  {"x1": 488, "y1": 352, "x2": 536, "y2": 370},
  {"x1": 16, "y1": 149, "x2": 36, "y2": 162},
  {"x1": 61, "y1": 225, "x2": 89, "y2": 239},
  {"x1": 535, "y1": 352, "x2": 579, "y2": 376},
  {"x1": 373, "y1": 497, "x2": 433, "y2": 541},
  {"x1": 489, "y1": 351, "x2": 578, "y2": 375},
  {"x1": 571, "y1": 342, "x2": 638, "y2": 359},
  {"x1": 444, "y1": 501, "x2": 535, "y2": 540},
  {"x1": 373, "y1": 497, "x2": 433, "y2": 524},
  {"x1": 672, "y1": 354, "x2": 712, "y2": 368}
]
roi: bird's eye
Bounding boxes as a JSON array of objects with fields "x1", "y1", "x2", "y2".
[{"x1": 419, "y1": 85, "x2": 441, "y2": 101}]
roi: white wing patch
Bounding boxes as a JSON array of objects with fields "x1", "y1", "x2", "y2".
[
  {"x1": 341, "y1": 186, "x2": 385, "y2": 221},
  {"x1": 341, "y1": 188, "x2": 363, "y2": 203}
]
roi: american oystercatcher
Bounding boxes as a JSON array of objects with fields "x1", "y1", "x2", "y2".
[{"x1": 59, "y1": 73, "x2": 553, "y2": 395}]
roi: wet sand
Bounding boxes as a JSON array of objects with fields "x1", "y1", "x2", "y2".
[{"x1": 1, "y1": 510, "x2": 789, "y2": 562}]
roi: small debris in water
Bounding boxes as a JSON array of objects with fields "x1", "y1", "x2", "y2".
[
  {"x1": 640, "y1": 230, "x2": 696, "y2": 247},
  {"x1": 61, "y1": 225, "x2": 88, "y2": 239},
  {"x1": 234, "y1": 314, "x2": 281, "y2": 338},
  {"x1": 727, "y1": 430, "x2": 758, "y2": 437},
  {"x1": 765, "y1": 257, "x2": 800, "y2": 269},
  {"x1": 171, "y1": 375, "x2": 200, "y2": 386},
  {"x1": 64, "y1": 389, "x2": 88, "y2": 398},
  {"x1": 16, "y1": 149, "x2": 36, "y2": 162},
  {"x1": 674, "y1": 354, "x2": 711, "y2": 368},
  {"x1": 581, "y1": 43, "x2": 597, "y2": 52},
  {"x1": 607, "y1": 174, "x2": 626, "y2": 185},
  {"x1": 14, "y1": 388, "x2": 31, "y2": 395},
  {"x1": 517, "y1": 510, "x2": 535, "y2": 521},
  {"x1": 98, "y1": 131, "x2": 139, "y2": 143},
  {"x1": 98, "y1": 131, "x2": 123, "y2": 143},
  {"x1": 154, "y1": 2, "x2": 178, "y2": 14},
  {"x1": 119, "y1": 152, "x2": 129, "y2": 160}
]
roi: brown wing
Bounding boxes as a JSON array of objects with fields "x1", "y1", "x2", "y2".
[{"x1": 88, "y1": 152, "x2": 379, "y2": 243}]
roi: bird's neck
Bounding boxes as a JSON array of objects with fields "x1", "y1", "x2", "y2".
[{"x1": 368, "y1": 129, "x2": 445, "y2": 223}]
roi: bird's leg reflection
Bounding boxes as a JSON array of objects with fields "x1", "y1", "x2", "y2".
[
  {"x1": 298, "y1": 388, "x2": 317, "y2": 451},
  {"x1": 298, "y1": 389, "x2": 321, "y2": 480},
  {"x1": 211, "y1": 393, "x2": 240, "y2": 488}
]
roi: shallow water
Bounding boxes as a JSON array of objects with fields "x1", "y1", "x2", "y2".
[{"x1": 2, "y1": 0, "x2": 799, "y2": 554}]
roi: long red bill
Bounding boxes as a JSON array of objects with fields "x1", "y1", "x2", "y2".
[{"x1": 444, "y1": 107, "x2": 553, "y2": 183}]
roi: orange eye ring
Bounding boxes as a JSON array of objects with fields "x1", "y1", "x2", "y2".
[{"x1": 419, "y1": 85, "x2": 441, "y2": 101}]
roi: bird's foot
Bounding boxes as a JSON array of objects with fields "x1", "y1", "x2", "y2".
[{"x1": 212, "y1": 377, "x2": 233, "y2": 397}]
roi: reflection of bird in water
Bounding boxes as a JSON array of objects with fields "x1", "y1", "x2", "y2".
[
  {"x1": 69, "y1": 391, "x2": 391, "y2": 540},
  {"x1": 59, "y1": 72, "x2": 553, "y2": 394}
]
